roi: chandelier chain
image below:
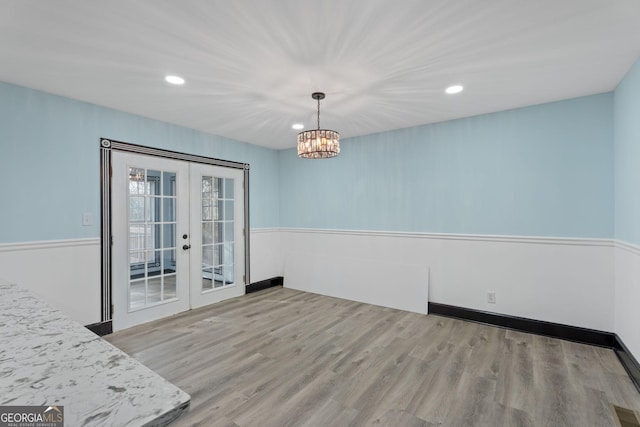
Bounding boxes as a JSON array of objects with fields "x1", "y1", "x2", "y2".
[{"x1": 317, "y1": 97, "x2": 320, "y2": 130}]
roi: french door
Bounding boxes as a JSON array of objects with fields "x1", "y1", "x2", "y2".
[
  {"x1": 112, "y1": 151, "x2": 245, "y2": 331},
  {"x1": 189, "y1": 163, "x2": 245, "y2": 308}
]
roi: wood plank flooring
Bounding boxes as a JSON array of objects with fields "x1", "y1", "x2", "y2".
[{"x1": 105, "y1": 287, "x2": 640, "y2": 426}]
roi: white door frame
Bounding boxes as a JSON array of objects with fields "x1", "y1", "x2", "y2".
[{"x1": 99, "y1": 139, "x2": 250, "y2": 331}]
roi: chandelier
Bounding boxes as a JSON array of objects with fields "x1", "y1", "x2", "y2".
[{"x1": 297, "y1": 92, "x2": 340, "y2": 159}]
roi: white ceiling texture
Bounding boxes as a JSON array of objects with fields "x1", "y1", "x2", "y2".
[{"x1": 1, "y1": 0, "x2": 640, "y2": 150}]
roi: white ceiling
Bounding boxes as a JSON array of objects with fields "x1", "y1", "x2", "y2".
[{"x1": 2, "y1": 0, "x2": 640, "y2": 150}]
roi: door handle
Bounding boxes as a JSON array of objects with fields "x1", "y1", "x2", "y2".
[{"x1": 182, "y1": 244, "x2": 191, "y2": 250}]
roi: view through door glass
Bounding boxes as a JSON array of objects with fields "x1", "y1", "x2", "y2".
[
  {"x1": 201, "y1": 175, "x2": 235, "y2": 291},
  {"x1": 128, "y1": 167, "x2": 178, "y2": 309}
]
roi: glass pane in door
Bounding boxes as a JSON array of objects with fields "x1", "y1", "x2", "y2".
[
  {"x1": 128, "y1": 167, "x2": 178, "y2": 310},
  {"x1": 201, "y1": 175, "x2": 235, "y2": 291}
]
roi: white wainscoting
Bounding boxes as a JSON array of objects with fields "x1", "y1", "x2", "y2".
[
  {"x1": 284, "y1": 235, "x2": 429, "y2": 314},
  {"x1": 281, "y1": 229, "x2": 614, "y2": 331},
  {"x1": 0, "y1": 238, "x2": 101, "y2": 325},
  {"x1": 250, "y1": 228, "x2": 283, "y2": 282},
  {"x1": 0, "y1": 231, "x2": 620, "y2": 339},
  {"x1": 614, "y1": 241, "x2": 640, "y2": 360},
  {"x1": 0, "y1": 230, "x2": 283, "y2": 327}
]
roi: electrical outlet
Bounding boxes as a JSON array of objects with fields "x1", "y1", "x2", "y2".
[
  {"x1": 82, "y1": 212, "x2": 93, "y2": 226},
  {"x1": 487, "y1": 291, "x2": 496, "y2": 304}
]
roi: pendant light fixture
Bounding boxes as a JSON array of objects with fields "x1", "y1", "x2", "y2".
[{"x1": 297, "y1": 92, "x2": 340, "y2": 159}]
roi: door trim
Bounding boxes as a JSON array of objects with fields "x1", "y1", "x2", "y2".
[{"x1": 99, "y1": 138, "x2": 250, "y2": 323}]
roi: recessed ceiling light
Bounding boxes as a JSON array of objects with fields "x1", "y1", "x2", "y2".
[
  {"x1": 292, "y1": 123, "x2": 304, "y2": 130},
  {"x1": 165, "y1": 75, "x2": 185, "y2": 85},
  {"x1": 445, "y1": 85, "x2": 464, "y2": 94}
]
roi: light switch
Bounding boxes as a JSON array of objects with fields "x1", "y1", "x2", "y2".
[{"x1": 82, "y1": 212, "x2": 93, "y2": 226}]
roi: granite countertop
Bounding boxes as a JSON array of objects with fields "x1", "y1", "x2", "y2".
[{"x1": 0, "y1": 281, "x2": 190, "y2": 426}]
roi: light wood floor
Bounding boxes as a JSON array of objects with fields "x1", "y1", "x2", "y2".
[{"x1": 105, "y1": 287, "x2": 640, "y2": 426}]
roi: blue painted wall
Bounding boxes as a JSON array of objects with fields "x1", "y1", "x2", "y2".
[
  {"x1": 614, "y1": 58, "x2": 640, "y2": 245},
  {"x1": 0, "y1": 82, "x2": 280, "y2": 243},
  {"x1": 0, "y1": 81, "x2": 617, "y2": 243},
  {"x1": 279, "y1": 94, "x2": 614, "y2": 238}
]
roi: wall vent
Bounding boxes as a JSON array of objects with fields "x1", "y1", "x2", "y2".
[{"x1": 611, "y1": 404, "x2": 640, "y2": 427}]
